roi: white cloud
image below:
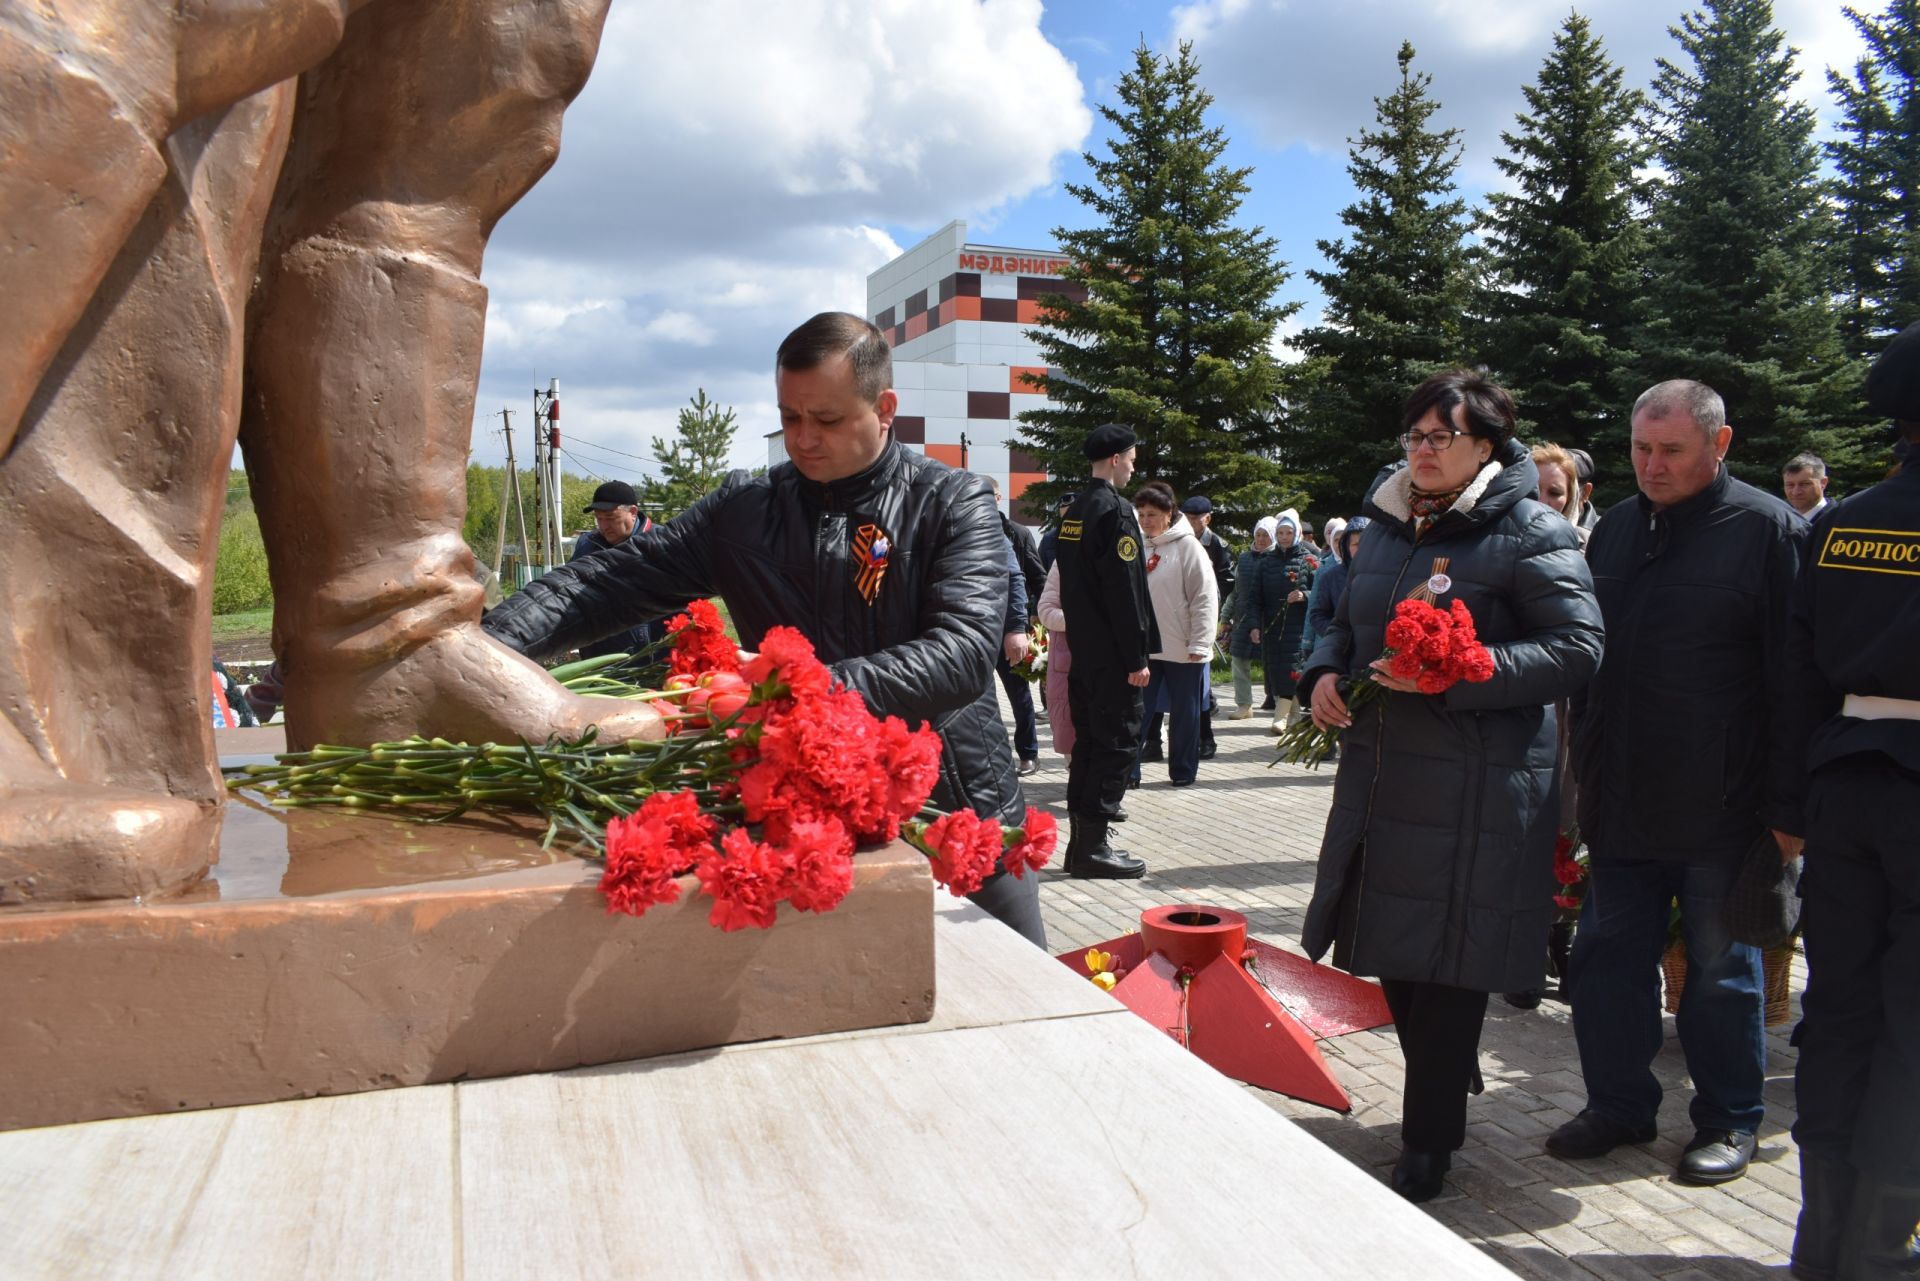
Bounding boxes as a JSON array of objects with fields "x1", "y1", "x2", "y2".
[
  {"x1": 473, "y1": 0, "x2": 1090, "y2": 475},
  {"x1": 1167, "y1": 0, "x2": 1867, "y2": 181}
]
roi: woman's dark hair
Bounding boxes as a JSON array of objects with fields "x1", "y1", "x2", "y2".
[
  {"x1": 1132, "y1": 480, "x2": 1177, "y2": 513},
  {"x1": 1402, "y1": 369, "x2": 1515, "y2": 449}
]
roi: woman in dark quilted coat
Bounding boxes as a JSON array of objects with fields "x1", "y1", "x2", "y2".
[
  {"x1": 1247, "y1": 510, "x2": 1315, "y2": 729},
  {"x1": 1298, "y1": 370, "x2": 1604, "y2": 1203}
]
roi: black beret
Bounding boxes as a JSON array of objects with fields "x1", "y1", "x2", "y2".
[
  {"x1": 1179, "y1": 495, "x2": 1212, "y2": 515},
  {"x1": 1083, "y1": 423, "x2": 1137, "y2": 460},
  {"x1": 1868, "y1": 321, "x2": 1920, "y2": 424}
]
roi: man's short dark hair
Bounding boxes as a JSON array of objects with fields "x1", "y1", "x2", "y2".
[
  {"x1": 1782, "y1": 452, "x2": 1827, "y2": 479},
  {"x1": 1402, "y1": 369, "x2": 1516, "y2": 449},
  {"x1": 776, "y1": 312, "x2": 892, "y2": 403}
]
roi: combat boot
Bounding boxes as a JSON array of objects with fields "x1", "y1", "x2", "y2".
[{"x1": 1065, "y1": 815, "x2": 1146, "y2": 880}]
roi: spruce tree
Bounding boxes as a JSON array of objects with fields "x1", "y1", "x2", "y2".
[
  {"x1": 1637, "y1": 0, "x2": 1846, "y2": 490},
  {"x1": 643, "y1": 390, "x2": 738, "y2": 519},
  {"x1": 1829, "y1": 0, "x2": 1920, "y2": 355},
  {"x1": 1288, "y1": 42, "x2": 1475, "y2": 513},
  {"x1": 1014, "y1": 41, "x2": 1300, "y2": 534},
  {"x1": 1477, "y1": 14, "x2": 1649, "y2": 491}
]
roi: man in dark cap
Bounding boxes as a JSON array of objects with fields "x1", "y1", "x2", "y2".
[
  {"x1": 570, "y1": 481, "x2": 661, "y2": 658},
  {"x1": 1054, "y1": 424, "x2": 1158, "y2": 878},
  {"x1": 1786, "y1": 320, "x2": 1920, "y2": 1281}
]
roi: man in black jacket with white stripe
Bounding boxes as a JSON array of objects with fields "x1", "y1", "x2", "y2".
[{"x1": 483, "y1": 313, "x2": 1043, "y2": 945}]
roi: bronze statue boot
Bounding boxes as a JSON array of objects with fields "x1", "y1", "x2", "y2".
[{"x1": 240, "y1": 0, "x2": 642, "y2": 752}]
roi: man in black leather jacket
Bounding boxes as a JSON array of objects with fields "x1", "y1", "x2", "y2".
[{"x1": 482, "y1": 313, "x2": 1044, "y2": 945}]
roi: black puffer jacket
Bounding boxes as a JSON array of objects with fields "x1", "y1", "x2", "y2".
[
  {"x1": 483, "y1": 441, "x2": 1023, "y2": 825},
  {"x1": 1299, "y1": 439, "x2": 1604, "y2": 993},
  {"x1": 1249, "y1": 540, "x2": 1316, "y2": 662},
  {"x1": 1571, "y1": 466, "x2": 1806, "y2": 862}
]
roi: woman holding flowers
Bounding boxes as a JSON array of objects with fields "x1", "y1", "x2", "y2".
[{"x1": 1298, "y1": 370, "x2": 1604, "y2": 1203}]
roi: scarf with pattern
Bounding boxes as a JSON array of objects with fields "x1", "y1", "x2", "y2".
[{"x1": 1408, "y1": 483, "x2": 1468, "y2": 541}]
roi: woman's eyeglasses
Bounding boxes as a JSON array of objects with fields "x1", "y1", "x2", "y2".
[{"x1": 1400, "y1": 429, "x2": 1460, "y2": 452}]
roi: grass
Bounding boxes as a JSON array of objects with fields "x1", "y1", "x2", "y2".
[{"x1": 211, "y1": 608, "x2": 273, "y2": 641}]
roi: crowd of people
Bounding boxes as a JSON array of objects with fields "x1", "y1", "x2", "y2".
[{"x1": 485, "y1": 311, "x2": 1919, "y2": 1280}]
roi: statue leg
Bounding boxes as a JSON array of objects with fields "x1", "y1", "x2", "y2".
[
  {"x1": 0, "y1": 89, "x2": 298, "y2": 903},
  {"x1": 243, "y1": 0, "x2": 661, "y2": 750}
]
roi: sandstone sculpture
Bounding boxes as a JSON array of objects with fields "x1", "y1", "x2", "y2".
[{"x1": 0, "y1": 0, "x2": 662, "y2": 906}]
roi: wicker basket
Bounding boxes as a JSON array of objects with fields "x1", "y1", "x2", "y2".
[{"x1": 1661, "y1": 940, "x2": 1795, "y2": 1026}]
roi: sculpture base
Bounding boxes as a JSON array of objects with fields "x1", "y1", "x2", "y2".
[{"x1": 0, "y1": 742, "x2": 935, "y2": 1132}]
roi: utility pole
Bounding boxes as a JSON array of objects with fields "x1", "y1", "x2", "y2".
[
  {"x1": 535, "y1": 378, "x2": 562, "y2": 566},
  {"x1": 502, "y1": 407, "x2": 533, "y2": 587},
  {"x1": 491, "y1": 408, "x2": 512, "y2": 579}
]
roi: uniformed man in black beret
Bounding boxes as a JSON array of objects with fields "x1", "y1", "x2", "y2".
[
  {"x1": 1786, "y1": 320, "x2": 1920, "y2": 1280},
  {"x1": 1055, "y1": 423, "x2": 1159, "y2": 878}
]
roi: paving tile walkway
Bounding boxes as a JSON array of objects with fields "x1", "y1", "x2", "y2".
[{"x1": 1008, "y1": 682, "x2": 1804, "y2": 1280}]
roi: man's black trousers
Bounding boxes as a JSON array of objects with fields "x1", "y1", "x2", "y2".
[
  {"x1": 1066, "y1": 661, "x2": 1142, "y2": 818},
  {"x1": 1793, "y1": 756, "x2": 1920, "y2": 1183}
]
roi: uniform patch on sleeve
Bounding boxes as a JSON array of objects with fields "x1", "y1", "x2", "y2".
[
  {"x1": 1117, "y1": 534, "x2": 1139, "y2": 562},
  {"x1": 1818, "y1": 527, "x2": 1920, "y2": 577},
  {"x1": 1058, "y1": 519, "x2": 1083, "y2": 541}
]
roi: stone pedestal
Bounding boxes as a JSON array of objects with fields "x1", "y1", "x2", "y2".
[{"x1": 0, "y1": 745, "x2": 935, "y2": 1132}]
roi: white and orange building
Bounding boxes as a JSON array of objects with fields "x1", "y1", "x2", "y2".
[{"x1": 869, "y1": 221, "x2": 1082, "y2": 524}]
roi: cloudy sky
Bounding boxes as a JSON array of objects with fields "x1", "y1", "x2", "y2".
[{"x1": 473, "y1": 0, "x2": 1869, "y2": 480}]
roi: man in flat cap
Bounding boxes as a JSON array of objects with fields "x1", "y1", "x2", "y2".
[
  {"x1": 1055, "y1": 424, "x2": 1158, "y2": 878},
  {"x1": 570, "y1": 481, "x2": 661, "y2": 659},
  {"x1": 1785, "y1": 320, "x2": 1920, "y2": 1280}
]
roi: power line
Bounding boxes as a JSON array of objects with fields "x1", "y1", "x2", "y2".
[
  {"x1": 561, "y1": 431, "x2": 657, "y2": 465},
  {"x1": 557, "y1": 445, "x2": 607, "y2": 482}
]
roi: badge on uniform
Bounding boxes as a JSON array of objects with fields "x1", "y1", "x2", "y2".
[
  {"x1": 1117, "y1": 534, "x2": 1139, "y2": 562},
  {"x1": 852, "y1": 522, "x2": 891, "y2": 605}
]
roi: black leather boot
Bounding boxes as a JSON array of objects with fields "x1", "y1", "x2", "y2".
[
  {"x1": 1390, "y1": 1148, "x2": 1451, "y2": 1203},
  {"x1": 1065, "y1": 815, "x2": 1146, "y2": 880},
  {"x1": 1790, "y1": 1152, "x2": 1857, "y2": 1281},
  {"x1": 1197, "y1": 713, "x2": 1217, "y2": 759},
  {"x1": 1839, "y1": 1177, "x2": 1920, "y2": 1280}
]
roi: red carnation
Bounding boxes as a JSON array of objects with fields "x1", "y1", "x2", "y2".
[
  {"x1": 665, "y1": 599, "x2": 739, "y2": 679},
  {"x1": 914, "y1": 810, "x2": 1004, "y2": 898},
  {"x1": 1002, "y1": 807, "x2": 1058, "y2": 879},
  {"x1": 599, "y1": 790, "x2": 714, "y2": 917},
  {"x1": 744, "y1": 625, "x2": 833, "y2": 702},
  {"x1": 697, "y1": 829, "x2": 794, "y2": 931},
  {"x1": 780, "y1": 817, "x2": 857, "y2": 914}
]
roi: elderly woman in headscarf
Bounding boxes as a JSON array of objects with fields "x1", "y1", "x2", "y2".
[
  {"x1": 1221, "y1": 516, "x2": 1276, "y2": 718},
  {"x1": 1247, "y1": 508, "x2": 1317, "y2": 731}
]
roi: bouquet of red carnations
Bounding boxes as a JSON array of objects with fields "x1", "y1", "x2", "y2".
[
  {"x1": 231, "y1": 600, "x2": 1056, "y2": 931},
  {"x1": 1272, "y1": 595, "x2": 1496, "y2": 769},
  {"x1": 1552, "y1": 827, "x2": 1589, "y2": 918}
]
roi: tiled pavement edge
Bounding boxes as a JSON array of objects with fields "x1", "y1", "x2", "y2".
[{"x1": 1007, "y1": 681, "x2": 1802, "y2": 1281}]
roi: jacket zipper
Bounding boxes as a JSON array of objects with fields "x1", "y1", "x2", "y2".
[{"x1": 1351, "y1": 528, "x2": 1426, "y2": 958}]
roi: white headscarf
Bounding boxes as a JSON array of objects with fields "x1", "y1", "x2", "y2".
[
  {"x1": 1274, "y1": 508, "x2": 1300, "y2": 535},
  {"x1": 1253, "y1": 515, "x2": 1278, "y2": 546}
]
